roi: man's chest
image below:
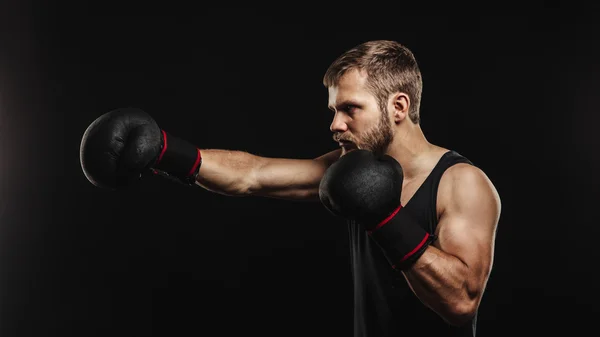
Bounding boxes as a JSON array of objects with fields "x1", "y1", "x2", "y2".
[{"x1": 401, "y1": 175, "x2": 444, "y2": 220}]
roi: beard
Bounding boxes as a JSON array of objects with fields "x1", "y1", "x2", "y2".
[{"x1": 334, "y1": 109, "x2": 394, "y2": 156}]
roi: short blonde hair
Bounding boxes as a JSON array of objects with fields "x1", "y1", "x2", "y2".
[{"x1": 323, "y1": 40, "x2": 423, "y2": 124}]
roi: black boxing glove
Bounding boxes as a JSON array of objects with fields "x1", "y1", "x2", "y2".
[
  {"x1": 319, "y1": 149, "x2": 434, "y2": 270},
  {"x1": 79, "y1": 107, "x2": 202, "y2": 190}
]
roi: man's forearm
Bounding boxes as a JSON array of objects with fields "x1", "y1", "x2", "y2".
[
  {"x1": 194, "y1": 149, "x2": 260, "y2": 196},
  {"x1": 402, "y1": 245, "x2": 479, "y2": 326}
]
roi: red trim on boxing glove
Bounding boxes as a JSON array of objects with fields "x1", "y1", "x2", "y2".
[
  {"x1": 188, "y1": 148, "x2": 202, "y2": 177},
  {"x1": 156, "y1": 130, "x2": 169, "y2": 164},
  {"x1": 367, "y1": 205, "x2": 434, "y2": 270}
]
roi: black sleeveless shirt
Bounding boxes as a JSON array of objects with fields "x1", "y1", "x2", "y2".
[{"x1": 348, "y1": 150, "x2": 475, "y2": 337}]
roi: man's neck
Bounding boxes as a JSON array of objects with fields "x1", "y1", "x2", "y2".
[{"x1": 385, "y1": 125, "x2": 439, "y2": 180}]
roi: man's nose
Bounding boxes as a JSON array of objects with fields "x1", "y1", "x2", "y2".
[{"x1": 330, "y1": 112, "x2": 349, "y2": 133}]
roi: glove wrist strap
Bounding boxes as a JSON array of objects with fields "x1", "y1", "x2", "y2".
[
  {"x1": 368, "y1": 206, "x2": 435, "y2": 270},
  {"x1": 152, "y1": 130, "x2": 202, "y2": 186}
]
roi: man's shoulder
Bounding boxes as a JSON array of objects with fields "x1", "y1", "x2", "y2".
[
  {"x1": 444, "y1": 161, "x2": 483, "y2": 180},
  {"x1": 438, "y1": 161, "x2": 500, "y2": 211}
]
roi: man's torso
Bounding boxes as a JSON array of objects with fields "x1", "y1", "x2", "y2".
[{"x1": 349, "y1": 148, "x2": 477, "y2": 337}]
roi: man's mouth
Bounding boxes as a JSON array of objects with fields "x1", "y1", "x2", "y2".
[{"x1": 339, "y1": 141, "x2": 357, "y2": 149}]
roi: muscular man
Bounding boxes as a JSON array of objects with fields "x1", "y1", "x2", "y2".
[{"x1": 80, "y1": 40, "x2": 501, "y2": 337}]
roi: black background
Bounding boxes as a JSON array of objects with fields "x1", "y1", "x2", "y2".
[{"x1": 1, "y1": 4, "x2": 599, "y2": 337}]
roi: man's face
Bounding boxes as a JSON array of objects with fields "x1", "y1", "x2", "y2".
[{"x1": 327, "y1": 69, "x2": 394, "y2": 156}]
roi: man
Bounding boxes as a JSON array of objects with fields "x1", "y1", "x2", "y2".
[{"x1": 80, "y1": 40, "x2": 501, "y2": 337}]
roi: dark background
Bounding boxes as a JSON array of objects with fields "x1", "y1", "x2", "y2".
[{"x1": 1, "y1": 4, "x2": 599, "y2": 337}]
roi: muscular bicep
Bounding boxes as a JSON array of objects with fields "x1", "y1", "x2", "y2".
[
  {"x1": 435, "y1": 165, "x2": 501, "y2": 293},
  {"x1": 252, "y1": 149, "x2": 341, "y2": 201}
]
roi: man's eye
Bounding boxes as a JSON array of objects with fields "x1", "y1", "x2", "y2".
[{"x1": 346, "y1": 105, "x2": 358, "y2": 112}]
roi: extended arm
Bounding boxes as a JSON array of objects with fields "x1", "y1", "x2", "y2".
[
  {"x1": 78, "y1": 107, "x2": 340, "y2": 199},
  {"x1": 196, "y1": 149, "x2": 341, "y2": 201}
]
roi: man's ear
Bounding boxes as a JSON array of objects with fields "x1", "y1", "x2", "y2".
[{"x1": 391, "y1": 92, "x2": 410, "y2": 123}]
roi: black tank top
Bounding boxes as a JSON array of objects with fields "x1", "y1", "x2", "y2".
[{"x1": 348, "y1": 150, "x2": 475, "y2": 337}]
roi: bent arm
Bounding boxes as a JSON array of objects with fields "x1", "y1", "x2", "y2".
[
  {"x1": 402, "y1": 164, "x2": 501, "y2": 326},
  {"x1": 194, "y1": 149, "x2": 341, "y2": 201}
]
